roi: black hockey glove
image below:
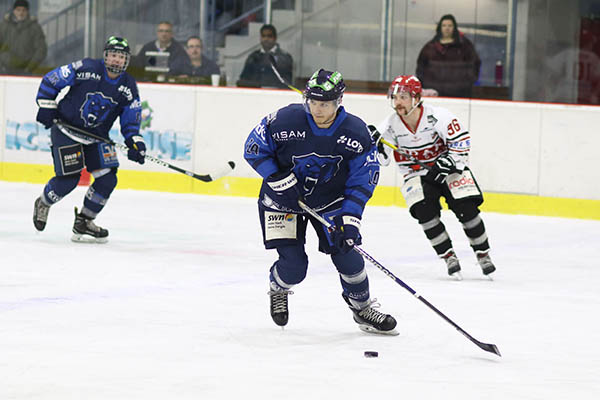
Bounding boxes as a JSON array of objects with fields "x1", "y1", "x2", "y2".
[
  {"x1": 125, "y1": 135, "x2": 146, "y2": 165},
  {"x1": 36, "y1": 99, "x2": 58, "y2": 129},
  {"x1": 265, "y1": 171, "x2": 301, "y2": 210},
  {"x1": 425, "y1": 154, "x2": 456, "y2": 184},
  {"x1": 332, "y1": 215, "x2": 362, "y2": 254},
  {"x1": 367, "y1": 125, "x2": 387, "y2": 160}
]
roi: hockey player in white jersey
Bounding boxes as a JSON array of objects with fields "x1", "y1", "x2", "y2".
[{"x1": 371, "y1": 75, "x2": 495, "y2": 278}]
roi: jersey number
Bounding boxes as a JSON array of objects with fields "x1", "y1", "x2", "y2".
[{"x1": 447, "y1": 119, "x2": 461, "y2": 135}]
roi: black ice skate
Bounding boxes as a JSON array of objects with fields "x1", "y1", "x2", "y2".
[
  {"x1": 33, "y1": 196, "x2": 50, "y2": 231},
  {"x1": 71, "y1": 207, "x2": 108, "y2": 243},
  {"x1": 443, "y1": 251, "x2": 463, "y2": 280},
  {"x1": 477, "y1": 252, "x2": 496, "y2": 276},
  {"x1": 268, "y1": 288, "x2": 293, "y2": 327},
  {"x1": 342, "y1": 294, "x2": 398, "y2": 336}
]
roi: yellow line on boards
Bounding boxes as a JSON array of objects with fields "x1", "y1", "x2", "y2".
[{"x1": 2, "y1": 162, "x2": 599, "y2": 220}]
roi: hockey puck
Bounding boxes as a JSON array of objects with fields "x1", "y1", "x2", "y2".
[{"x1": 364, "y1": 351, "x2": 378, "y2": 358}]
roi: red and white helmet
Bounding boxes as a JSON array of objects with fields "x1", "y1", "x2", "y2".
[{"x1": 387, "y1": 75, "x2": 422, "y2": 99}]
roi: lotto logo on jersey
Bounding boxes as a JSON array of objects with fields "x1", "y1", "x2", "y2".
[
  {"x1": 337, "y1": 135, "x2": 363, "y2": 153},
  {"x1": 118, "y1": 85, "x2": 133, "y2": 101}
]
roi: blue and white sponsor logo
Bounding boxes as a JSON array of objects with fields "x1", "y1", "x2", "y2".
[
  {"x1": 60, "y1": 65, "x2": 71, "y2": 78},
  {"x1": 118, "y1": 85, "x2": 133, "y2": 101},
  {"x1": 337, "y1": 135, "x2": 363, "y2": 153},
  {"x1": 448, "y1": 139, "x2": 470, "y2": 150},
  {"x1": 272, "y1": 130, "x2": 306, "y2": 141},
  {"x1": 76, "y1": 71, "x2": 101, "y2": 81}
]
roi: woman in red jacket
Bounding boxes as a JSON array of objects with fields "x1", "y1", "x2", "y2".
[{"x1": 416, "y1": 14, "x2": 481, "y2": 98}]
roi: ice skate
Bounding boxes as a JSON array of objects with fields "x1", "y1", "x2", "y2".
[
  {"x1": 477, "y1": 252, "x2": 496, "y2": 277},
  {"x1": 443, "y1": 251, "x2": 463, "y2": 280},
  {"x1": 342, "y1": 294, "x2": 398, "y2": 336},
  {"x1": 71, "y1": 207, "x2": 108, "y2": 243},
  {"x1": 33, "y1": 196, "x2": 51, "y2": 231},
  {"x1": 268, "y1": 288, "x2": 293, "y2": 327}
]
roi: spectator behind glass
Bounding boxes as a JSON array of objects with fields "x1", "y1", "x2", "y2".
[
  {"x1": 416, "y1": 14, "x2": 481, "y2": 98},
  {"x1": 180, "y1": 36, "x2": 220, "y2": 78},
  {"x1": 0, "y1": 0, "x2": 47, "y2": 75},
  {"x1": 132, "y1": 21, "x2": 189, "y2": 78},
  {"x1": 237, "y1": 24, "x2": 293, "y2": 88}
]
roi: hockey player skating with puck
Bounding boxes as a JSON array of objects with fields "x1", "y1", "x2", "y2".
[
  {"x1": 32, "y1": 36, "x2": 146, "y2": 243},
  {"x1": 244, "y1": 69, "x2": 397, "y2": 335},
  {"x1": 371, "y1": 75, "x2": 496, "y2": 279}
]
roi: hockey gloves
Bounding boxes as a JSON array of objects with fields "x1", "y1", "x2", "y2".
[
  {"x1": 368, "y1": 125, "x2": 389, "y2": 165},
  {"x1": 125, "y1": 135, "x2": 146, "y2": 164},
  {"x1": 332, "y1": 215, "x2": 362, "y2": 254},
  {"x1": 265, "y1": 171, "x2": 301, "y2": 210},
  {"x1": 425, "y1": 154, "x2": 456, "y2": 184},
  {"x1": 36, "y1": 99, "x2": 59, "y2": 129}
]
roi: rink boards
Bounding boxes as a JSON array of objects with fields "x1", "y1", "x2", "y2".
[{"x1": 0, "y1": 76, "x2": 598, "y2": 220}]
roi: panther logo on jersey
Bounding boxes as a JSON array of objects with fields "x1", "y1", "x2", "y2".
[
  {"x1": 79, "y1": 92, "x2": 118, "y2": 128},
  {"x1": 291, "y1": 152, "x2": 343, "y2": 196}
]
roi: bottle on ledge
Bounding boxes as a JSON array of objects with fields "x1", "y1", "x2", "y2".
[{"x1": 495, "y1": 60, "x2": 503, "y2": 87}]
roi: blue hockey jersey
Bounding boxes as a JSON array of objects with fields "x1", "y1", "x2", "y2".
[
  {"x1": 244, "y1": 103, "x2": 379, "y2": 218},
  {"x1": 36, "y1": 58, "x2": 141, "y2": 140}
]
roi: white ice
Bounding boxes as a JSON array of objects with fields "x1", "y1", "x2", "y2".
[{"x1": 1, "y1": 181, "x2": 599, "y2": 399}]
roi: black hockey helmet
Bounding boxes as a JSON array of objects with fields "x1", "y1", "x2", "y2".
[
  {"x1": 304, "y1": 69, "x2": 346, "y2": 102},
  {"x1": 103, "y1": 36, "x2": 131, "y2": 75}
]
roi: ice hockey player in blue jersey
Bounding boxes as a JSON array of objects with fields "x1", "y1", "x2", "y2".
[
  {"x1": 32, "y1": 36, "x2": 146, "y2": 243},
  {"x1": 244, "y1": 69, "x2": 397, "y2": 335}
]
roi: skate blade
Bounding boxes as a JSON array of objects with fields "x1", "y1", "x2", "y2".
[
  {"x1": 485, "y1": 273, "x2": 494, "y2": 281},
  {"x1": 71, "y1": 233, "x2": 108, "y2": 244},
  {"x1": 451, "y1": 271, "x2": 463, "y2": 281},
  {"x1": 358, "y1": 324, "x2": 399, "y2": 336}
]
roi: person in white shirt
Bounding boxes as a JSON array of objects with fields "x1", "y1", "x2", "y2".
[{"x1": 370, "y1": 75, "x2": 496, "y2": 279}]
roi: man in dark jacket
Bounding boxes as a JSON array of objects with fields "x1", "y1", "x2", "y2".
[
  {"x1": 0, "y1": 0, "x2": 47, "y2": 75},
  {"x1": 132, "y1": 21, "x2": 189, "y2": 78},
  {"x1": 237, "y1": 24, "x2": 293, "y2": 89},
  {"x1": 416, "y1": 14, "x2": 481, "y2": 98},
  {"x1": 180, "y1": 36, "x2": 220, "y2": 78}
]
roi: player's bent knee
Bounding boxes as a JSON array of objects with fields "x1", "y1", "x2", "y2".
[
  {"x1": 451, "y1": 200, "x2": 480, "y2": 223},
  {"x1": 331, "y1": 250, "x2": 364, "y2": 275},
  {"x1": 56, "y1": 174, "x2": 80, "y2": 193},
  {"x1": 409, "y1": 199, "x2": 440, "y2": 223},
  {"x1": 91, "y1": 168, "x2": 118, "y2": 193}
]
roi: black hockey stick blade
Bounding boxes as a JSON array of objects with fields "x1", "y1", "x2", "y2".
[{"x1": 475, "y1": 340, "x2": 501, "y2": 357}]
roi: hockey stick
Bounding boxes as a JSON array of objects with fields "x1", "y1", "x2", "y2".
[
  {"x1": 297, "y1": 199, "x2": 501, "y2": 357},
  {"x1": 53, "y1": 120, "x2": 235, "y2": 183},
  {"x1": 268, "y1": 54, "x2": 303, "y2": 95}
]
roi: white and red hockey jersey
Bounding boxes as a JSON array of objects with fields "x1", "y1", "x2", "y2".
[{"x1": 376, "y1": 103, "x2": 470, "y2": 181}]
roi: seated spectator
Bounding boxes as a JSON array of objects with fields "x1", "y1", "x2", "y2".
[
  {"x1": 237, "y1": 24, "x2": 293, "y2": 88},
  {"x1": 416, "y1": 14, "x2": 481, "y2": 98},
  {"x1": 133, "y1": 21, "x2": 188, "y2": 78},
  {"x1": 180, "y1": 36, "x2": 220, "y2": 78},
  {"x1": 0, "y1": 0, "x2": 47, "y2": 75}
]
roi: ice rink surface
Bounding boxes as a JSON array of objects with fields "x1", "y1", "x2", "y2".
[{"x1": 1, "y1": 181, "x2": 599, "y2": 399}]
